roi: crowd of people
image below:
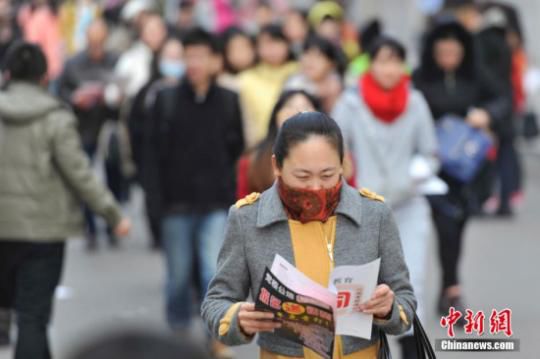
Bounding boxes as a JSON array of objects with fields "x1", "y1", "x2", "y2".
[{"x1": 0, "y1": 0, "x2": 534, "y2": 358}]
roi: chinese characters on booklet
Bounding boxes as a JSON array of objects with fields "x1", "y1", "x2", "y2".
[{"x1": 255, "y1": 255, "x2": 381, "y2": 359}]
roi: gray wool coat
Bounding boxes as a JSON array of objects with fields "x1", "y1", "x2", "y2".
[{"x1": 201, "y1": 181, "x2": 417, "y2": 356}]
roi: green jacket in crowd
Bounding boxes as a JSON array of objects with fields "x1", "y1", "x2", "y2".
[{"x1": 0, "y1": 81, "x2": 122, "y2": 241}]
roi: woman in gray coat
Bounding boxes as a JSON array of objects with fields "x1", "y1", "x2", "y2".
[{"x1": 202, "y1": 112, "x2": 416, "y2": 358}]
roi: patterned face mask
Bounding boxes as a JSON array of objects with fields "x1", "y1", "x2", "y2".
[{"x1": 277, "y1": 177, "x2": 342, "y2": 223}]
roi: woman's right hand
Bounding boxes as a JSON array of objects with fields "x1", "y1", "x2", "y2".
[{"x1": 237, "y1": 302, "x2": 282, "y2": 336}]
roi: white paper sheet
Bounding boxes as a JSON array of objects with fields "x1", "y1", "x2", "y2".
[
  {"x1": 328, "y1": 258, "x2": 381, "y2": 340},
  {"x1": 409, "y1": 155, "x2": 433, "y2": 181},
  {"x1": 416, "y1": 176, "x2": 448, "y2": 195},
  {"x1": 409, "y1": 155, "x2": 448, "y2": 195}
]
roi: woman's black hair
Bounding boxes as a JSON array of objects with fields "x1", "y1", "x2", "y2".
[
  {"x1": 258, "y1": 24, "x2": 295, "y2": 62},
  {"x1": 368, "y1": 36, "x2": 407, "y2": 62},
  {"x1": 303, "y1": 35, "x2": 347, "y2": 76},
  {"x1": 273, "y1": 111, "x2": 344, "y2": 168},
  {"x1": 220, "y1": 26, "x2": 256, "y2": 74},
  {"x1": 2, "y1": 41, "x2": 47, "y2": 83}
]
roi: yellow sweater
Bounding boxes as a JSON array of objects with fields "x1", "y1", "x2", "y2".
[
  {"x1": 238, "y1": 62, "x2": 298, "y2": 149},
  {"x1": 260, "y1": 217, "x2": 378, "y2": 359}
]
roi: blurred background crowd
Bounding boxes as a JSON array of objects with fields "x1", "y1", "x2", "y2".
[{"x1": 0, "y1": 0, "x2": 539, "y2": 358}]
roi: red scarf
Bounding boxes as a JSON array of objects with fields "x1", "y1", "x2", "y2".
[
  {"x1": 360, "y1": 72, "x2": 410, "y2": 123},
  {"x1": 278, "y1": 178, "x2": 342, "y2": 223}
]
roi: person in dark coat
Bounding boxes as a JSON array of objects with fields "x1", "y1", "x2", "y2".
[
  {"x1": 128, "y1": 36, "x2": 184, "y2": 249},
  {"x1": 477, "y1": 3, "x2": 524, "y2": 215},
  {"x1": 0, "y1": 0, "x2": 20, "y2": 69},
  {"x1": 149, "y1": 28, "x2": 244, "y2": 358},
  {"x1": 445, "y1": 0, "x2": 519, "y2": 215},
  {"x1": 57, "y1": 19, "x2": 119, "y2": 249},
  {"x1": 0, "y1": 0, "x2": 21, "y2": 344},
  {"x1": 413, "y1": 19, "x2": 512, "y2": 319}
]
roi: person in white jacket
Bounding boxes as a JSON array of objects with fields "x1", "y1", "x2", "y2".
[{"x1": 332, "y1": 36, "x2": 439, "y2": 359}]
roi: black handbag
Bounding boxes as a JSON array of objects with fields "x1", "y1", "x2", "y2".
[{"x1": 378, "y1": 313, "x2": 436, "y2": 359}]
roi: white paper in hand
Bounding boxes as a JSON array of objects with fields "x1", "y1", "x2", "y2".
[
  {"x1": 409, "y1": 155, "x2": 448, "y2": 195},
  {"x1": 328, "y1": 258, "x2": 381, "y2": 340},
  {"x1": 409, "y1": 155, "x2": 432, "y2": 181},
  {"x1": 416, "y1": 176, "x2": 448, "y2": 195}
]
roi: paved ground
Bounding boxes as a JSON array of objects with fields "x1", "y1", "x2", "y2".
[{"x1": 1, "y1": 141, "x2": 539, "y2": 359}]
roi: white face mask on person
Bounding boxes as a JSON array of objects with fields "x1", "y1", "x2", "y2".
[{"x1": 159, "y1": 60, "x2": 186, "y2": 79}]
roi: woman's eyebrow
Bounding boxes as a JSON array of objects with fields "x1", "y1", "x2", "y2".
[
  {"x1": 292, "y1": 169, "x2": 312, "y2": 175},
  {"x1": 292, "y1": 167, "x2": 337, "y2": 175},
  {"x1": 321, "y1": 167, "x2": 337, "y2": 173}
]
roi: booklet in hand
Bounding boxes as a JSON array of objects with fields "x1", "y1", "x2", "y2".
[{"x1": 255, "y1": 255, "x2": 381, "y2": 359}]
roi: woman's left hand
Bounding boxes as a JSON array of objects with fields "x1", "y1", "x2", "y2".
[{"x1": 357, "y1": 284, "x2": 395, "y2": 319}]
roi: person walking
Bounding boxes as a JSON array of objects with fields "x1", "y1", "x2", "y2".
[
  {"x1": 413, "y1": 20, "x2": 511, "y2": 320},
  {"x1": 285, "y1": 35, "x2": 346, "y2": 113},
  {"x1": 150, "y1": 28, "x2": 244, "y2": 358},
  {"x1": 202, "y1": 112, "x2": 416, "y2": 358},
  {"x1": 58, "y1": 19, "x2": 119, "y2": 249},
  {"x1": 17, "y1": 0, "x2": 64, "y2": 81},
  {"x1": 332, "y1": 37, "x2": 438, "y2": 359},
  {"x1": 0, "y1": 42, "x2": 130, "y2": 359},
  {"x1": 238, "y1": 24, "x2": 298, "y2": 149},
  {"x1": 128, "y1": 35, "x2": 184, "y2": 249}
]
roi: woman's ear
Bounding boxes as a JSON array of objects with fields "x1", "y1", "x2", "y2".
[
  {"x1": 271, "y1": 154, "x2": 281, "y2": 178},
  {"x1": 342, "y1": 153, "x2": 352, "y2": 178}
]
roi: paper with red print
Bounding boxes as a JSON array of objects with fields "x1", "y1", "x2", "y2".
[
  {"x1": 269, "y1": 254, "x2": 380, "y2": 340},
  {"x1": 328, "y1": 258, "x2": 381, "y2": 339}
]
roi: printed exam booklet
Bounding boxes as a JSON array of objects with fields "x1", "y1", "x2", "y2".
[{"x1": 255, "y1": 255, "x2": 381, "y2": 359}]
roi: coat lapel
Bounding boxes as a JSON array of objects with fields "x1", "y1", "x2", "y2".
[
  {"x1": 255, "y1": 182, "x2": 295, "y2": 265},
  {"x1": 334, "y1": 183, "x2": 364, "y2": 266},
  {"x1": 256, "y1": 181, "x2": 288, "y2": 228}
]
